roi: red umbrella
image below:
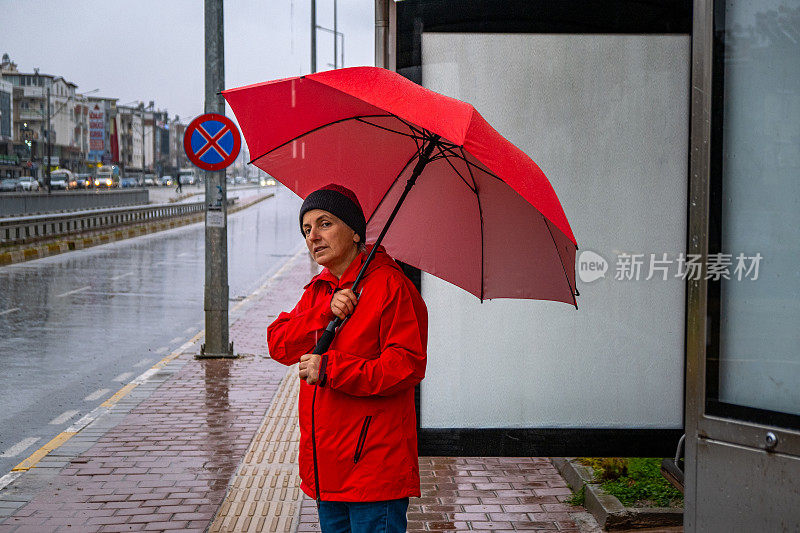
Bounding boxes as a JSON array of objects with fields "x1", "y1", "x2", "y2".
[
  {"x1": 224, "y1": 67, "x2": 579, "y2": 505},
  {"x1": 223, "y1": 66, "x2": 578, "y2": 308}
]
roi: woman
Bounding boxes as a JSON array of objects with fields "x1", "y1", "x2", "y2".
[{"x1": 267, "y1": 184, "x2": 428, "y2": 533}]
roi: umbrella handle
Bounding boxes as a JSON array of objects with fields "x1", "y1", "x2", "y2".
[{"x1": 312, "y1": 318, "x2": 341, "y2": 385}]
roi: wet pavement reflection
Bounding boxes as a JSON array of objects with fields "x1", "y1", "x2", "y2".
[{"x1": 0, "y1": 185, "x2": 302, "y2": 473}]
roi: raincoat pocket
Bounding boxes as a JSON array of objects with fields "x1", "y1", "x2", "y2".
[{"x1": 353, "y1": 415, "x2": 373, "y2": 464}]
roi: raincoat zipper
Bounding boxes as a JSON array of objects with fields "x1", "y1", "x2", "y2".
[{"x1": 353, "y1": 415, "x2": 372, "y2": 463}]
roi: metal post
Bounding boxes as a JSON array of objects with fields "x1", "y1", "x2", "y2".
[
  {"x1": 199, "y1": 0, "x2": 233, "y2": 358},
  {"x1": 333, "y1": 0, "x2": 337, "y2": 69},
  {"x1": 311, "y1": 0, "x2": 317, "y2": 73},
  {"x1": 140, "y1": 105, "x2": 145, "y2": 180},
  {"x1": 45, "y1": 85, "x2": 51, "y2": 193}
]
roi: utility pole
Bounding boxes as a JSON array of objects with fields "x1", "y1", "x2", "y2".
[
  {"x1": 45, "y1": 84, "x2": 51, "y2": 193},
  {"x1": 311, "y1": 0, "x2": 316, "y2": 73},
  {"x1": 333, "y1": 0, "x2": 337, "y2": 69},
  {"x1": 199, "y1": 0, "x2": 233, "y2": 358},
  {"x1": 140, "y1": 103, "x2": 145, "y2": 180}
]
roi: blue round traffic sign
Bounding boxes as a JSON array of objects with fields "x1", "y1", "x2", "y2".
[{"x1": 184, "y1": 113, "x2": 241, "y2": 171}]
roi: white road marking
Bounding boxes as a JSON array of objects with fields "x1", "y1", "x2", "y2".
[
  {"x1": 113, "y1": 372, "x2": 134, "y2": 382},
  {"x1": 168, "y1": 337, "x2": 182, "y2": 345},
  {"x1": 155, "y1": 346, "x2": 169, "y2": 354},
  {"x1": 184, "y1": 327, "x2": 195, "y2": 334},
  {"x1": 49, "y1": 410, "x2": 80, "y2": 425},
  {"x1": 1, "y1": 437, "x2": 41, "y2": 458},
  {"x1": 56, "y1": 285, "x2": 90, "y2": 298},
  {"x1": 111, "y1": 271, "x2": 133, "y2": 280},
  {"x1": 0, "y1": 308, "x2": 20, "y2": 316},
  {"x1": 0, "y1": 471, "x2": 22, "y2": 492},
  {"x1": 83, "y1": 388, "x2": 111, "y2": 402},
  {"x1": 177, "y1": 252, "x2": 192, "y2": 257},
  {"x1": 133, "y1": 358, "x2": 152, "y2": 368}
]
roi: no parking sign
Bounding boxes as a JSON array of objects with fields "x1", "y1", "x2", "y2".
[{"x1": 183, "y1": 113, "x2": 241, "y2": 171}]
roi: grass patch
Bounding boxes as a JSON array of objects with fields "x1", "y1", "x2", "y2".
[
  {"x1": 565, "y1": 484, "x2": 585, "y2": 506},
  {"x1": 577, "y1": 457, "x2": 683, "y2": 508}
]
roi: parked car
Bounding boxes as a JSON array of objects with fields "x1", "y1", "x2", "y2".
[
  {"x1": 71, "y1": 173, "x2": 92, "y2": 189},
  {"x1": 49, "y1": 170, "x2": 72, "y2": 190},
  {"x1": 18, "y1": 176, "x2": 40, "y2": 191},
  {"x1": 144, "y1": 174, "x2": 156, "y2": 186},
  {"x1": 120, "y1": 177, "x2": 138, "y2": 188},
  {"x1": 0, "y1": 178, "x2": 21, "y2": 192},
  {"x1": 159, "y1": 175, "x2": 173, "y2": 187}
]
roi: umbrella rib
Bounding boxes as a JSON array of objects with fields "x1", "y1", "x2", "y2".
[
  {"x1": 438, "y1": 144, "x2": 505, "y2": 184},
  {"x1": 433, "y1": 145, "x2": 476, "y2": 194},
  {"x1": 355, "y1": 117, "x2": 426, "y2": 142},
  {"x1": 365, "y1": 148, "x2": 423, "y2": 228},
  {"x1": 248, "y1": 114, "x2": 395, "y2": 164},
  {"x1": 460, "y1": 147, "x2": 485, "y2": 302},
  {"x1": 391, "y1": 115, "x2": 428, "y2": 141},
  {"x1": 541, "y1": 213, "x2": 579, "y2": 309}
]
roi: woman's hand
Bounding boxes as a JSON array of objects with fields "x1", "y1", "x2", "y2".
[
  {"x1": 299, "y1": 353, "x2": 322, "y2": 384},
  {"x1": 330, "y1": 289, "x2": 358, "y2": 320}
]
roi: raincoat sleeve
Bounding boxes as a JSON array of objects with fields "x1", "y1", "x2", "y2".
[
  {"x1": 325, "y1": 278, "x2": 427, "y2": 397},
  {"x1": 267, "y1": 285, "x2": 334, "y2": 366}
]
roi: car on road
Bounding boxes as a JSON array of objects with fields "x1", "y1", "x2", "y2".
[
  {"x1": 120, "y1": 177, "x2": 138, "y2": 188},
  {"x1": 143, "y1": 175, "x2": 156, "y2": 186},
  {"x1": 49, "y1": 170, "x2": 72, "y2": 190},
  {"x1": 159, "y1": 175, "x2": 173, "y2": 187},
  {"x1": 71, "y1": 173, "x2": 92, "y2": 189},
  {"x1": 260, "y1": 177, "x2": 276, "y2": 186},
  {"x1": 94, "y1": 165, "x2": 119, "y2": 188},
  {"x1": 18, "y1": 176, "x2": 40, "y2": 191},
  {"x1": 178, "y1": 168, "x2": 197, "y2": 185},
  {"x1": 0, "y1": 178, "x2": 21, "y2": 192}
]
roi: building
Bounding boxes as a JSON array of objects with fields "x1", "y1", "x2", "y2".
[
  {"x1": 116, "y1": 105, "x2": 144, "y2": 177},
  {"x1": 0, "y1": 76, "x2": 21, "y2": 179},
  {"x1": 1, "y1": 54, "x2": 83, "y2": 177},
  {"x1": 168, "y1": 115, "x2": 189, "y2": 176},
  {"x1": 86, "y1": 96, "x2": 119, "y2": 168}
]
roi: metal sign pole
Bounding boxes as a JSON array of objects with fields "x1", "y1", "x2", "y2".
[{"x1": 200, "y1": 0, "x2": 233, "y2": 358}]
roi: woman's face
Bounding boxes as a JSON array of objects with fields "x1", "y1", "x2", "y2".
[{"x1": 302, "y1": 209, "x2": 360, "y2": 274}]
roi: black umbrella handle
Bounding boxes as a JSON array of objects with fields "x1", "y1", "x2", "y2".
[{"x1": 311, "y1": 318, "x2": 340, "y2": 386}]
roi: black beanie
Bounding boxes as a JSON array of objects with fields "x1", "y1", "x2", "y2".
[{"x1": 299, "y1": 184, "x2": 367, "y2": 244}]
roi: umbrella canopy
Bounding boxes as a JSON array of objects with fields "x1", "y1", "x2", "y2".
[{"x1": 222, "y1": 66, "x2": 578, "y2": 306}]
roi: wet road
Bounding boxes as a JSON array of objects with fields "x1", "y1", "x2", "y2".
[{"x1": 0, "y1": 185, "x2": 303, "y2": 474}]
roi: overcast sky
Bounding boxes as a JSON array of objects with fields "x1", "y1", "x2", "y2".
[{"x1": 1, "y1": 0, "x2": 376, "y2": 121}]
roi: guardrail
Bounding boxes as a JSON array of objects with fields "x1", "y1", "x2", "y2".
[
  {"x1": 0, "y1": 198, "x2": 235, "y2": 246},
  {"x1": 0, "y1": 189, "x2": 150, "y2": 217}
]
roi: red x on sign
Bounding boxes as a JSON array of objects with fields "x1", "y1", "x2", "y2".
[{"x1": 184, "y1": 113, "x2": 241, "y2": 171}]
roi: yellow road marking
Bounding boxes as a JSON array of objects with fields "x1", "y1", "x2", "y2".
[
  {"x1": 12, "y1": 432, "x2": 76, "y2": 471},
  {"x1": 12, "y1": 330, "x2": 206, "y2": 472},
  {"x1": 9, "y1": 245, "x2": 295, "y2": 474}
]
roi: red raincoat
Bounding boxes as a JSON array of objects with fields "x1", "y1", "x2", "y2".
[{"x1": 267, "y1": 246, "x2": 428, "y2": 501}]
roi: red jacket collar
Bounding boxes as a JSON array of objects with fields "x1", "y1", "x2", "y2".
[{"x1": 304, "y1": 244, "x2": 396, "y2": 289}]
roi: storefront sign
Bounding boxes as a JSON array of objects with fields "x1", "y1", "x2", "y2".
[{"x1": 88, "y1": 104, "x2": 106, "y2": 162}]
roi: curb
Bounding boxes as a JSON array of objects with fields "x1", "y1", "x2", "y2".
[
  {"x1": 0, "y1": 192, "x2": 274, "y2": 267},
  {"x1": 553, "y1": 458, "x2": 683, "y2": 531}
]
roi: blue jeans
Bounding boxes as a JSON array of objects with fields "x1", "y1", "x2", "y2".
[{"x1": 318, "y1": 498, "x2": 409, "y2": 533}]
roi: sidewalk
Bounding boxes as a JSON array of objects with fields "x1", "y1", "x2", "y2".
[{"x1": 0, "y1": 250, "x2": 601, "y2": 533}]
